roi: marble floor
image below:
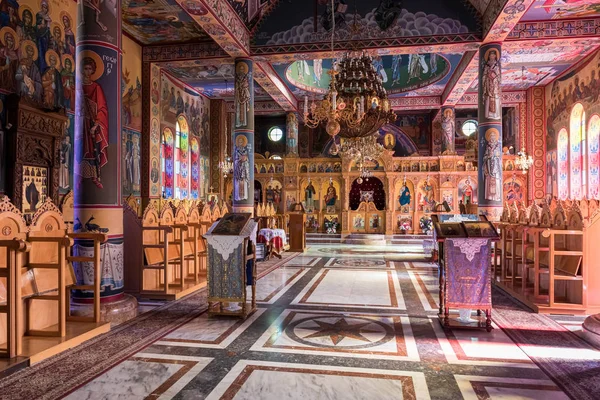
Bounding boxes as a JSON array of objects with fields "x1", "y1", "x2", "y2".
[{"x1": 60, "y1": 243, "x2": 598, "y2": 400}]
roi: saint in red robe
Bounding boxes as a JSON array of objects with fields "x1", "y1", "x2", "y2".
[{"x1": 82, "y1": 80, "x2": 109, "y2": 186}]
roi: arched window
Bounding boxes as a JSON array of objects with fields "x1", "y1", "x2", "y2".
[
  {"x1": 557, "y1": 128, "x2": 569, "y2": 200},
  {"x1": 190, "y1": 136, "x2": 200, "y2": 200},
  {"x1": 570, "y1": 104, "x2": 584, "y2": 199},
  {"x1": 588, "y1": 115, "x2": 600, "y2": 199},
  {"x1": 161, "y1": 127, "x2": 174, "y2": 198},
  {"x1": 174, "y1": 116, "x2": 190, "y2": 199}
]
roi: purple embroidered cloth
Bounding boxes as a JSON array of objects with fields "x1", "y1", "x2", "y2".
[{"x1": 444, "y1": 238, "x2": 491, "y2": 309}]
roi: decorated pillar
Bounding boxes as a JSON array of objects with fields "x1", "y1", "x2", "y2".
[
  {"x1": 477, "y1": 43, "x2": 503, "y2": 221},
  {"x1": 73, "y1": 0, "x2": 136, "y2": 320},
  {"x1": 232, "y1": 58, "x2": 254, "y2": 215},
  {"x1": 286, "y1": 112, "x2": 298, "y2": 156},
  {"x1": 441, "y1": 106, "x2": 456, "y2": 154}
]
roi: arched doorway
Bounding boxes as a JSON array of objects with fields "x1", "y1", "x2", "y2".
[
  {"x1": 349, "y1": 177, "x2": 386, "y2": 210},
  {"x1": 349, "y1": 177, "x2": 386, "y2": 234}
]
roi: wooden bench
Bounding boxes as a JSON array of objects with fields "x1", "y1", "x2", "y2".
[{"x1": 0, "y1": 197, "x2": 108, "y2": 364}]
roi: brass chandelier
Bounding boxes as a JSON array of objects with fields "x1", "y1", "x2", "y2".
[{"x1": 302, "y1": 0, "x2": 396, "y2": 141}]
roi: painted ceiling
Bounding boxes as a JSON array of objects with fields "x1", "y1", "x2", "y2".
[
  {"x1": 519, "y1": 0, "x2": 600, "y2": 21},
  {"x1": 468, "y1": 42, "x2": 596, "y2": 91},
  {"x1": 252, "y1": 0, "x2": 480, "y2": 46},
  {"x1": 272, "y1": 53, "x2": 463, "y2": 99},
  {"x1": 164, "y1": 61, "x2": 272, "y2": 100},
  {"x1": 122, "y1": 0, "x2": 209, "y2": 44}
]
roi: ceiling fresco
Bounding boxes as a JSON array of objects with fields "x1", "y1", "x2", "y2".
[
  {"x1": 122, "y1": 0, "x2": 209, "y2": 44},
  {"x1": 164, "y1": 62, "x2": 272, "y2": 100},
  {"x1": 520, "y1": 0, "x2": 600, "y2": 21},
  {"x1": 272, "y1": 53, "x2": 462, "y2": 100},
  {"x1": 225, "y1": 0, "x2": 276, "y2": 29},
  {"x1": 468, "y1": 42, "x2": 596, "y2": 91},
  {"x1": 252, "y1": 0, "x2": 480, "y2": 46}
]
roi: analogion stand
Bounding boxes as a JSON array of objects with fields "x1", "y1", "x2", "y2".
[
  {"x1": 204, "y1": 214, "x2": 257, "y2": 319},
  {"x1": 432, "y1": 214, "x2": 499, "y2": 332}
]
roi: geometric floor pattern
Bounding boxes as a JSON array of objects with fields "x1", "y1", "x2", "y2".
[{"x1": 3, "y1": 243, "x2": 599, "y2": 399}]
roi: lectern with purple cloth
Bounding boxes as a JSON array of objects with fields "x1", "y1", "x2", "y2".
[{"x1": 443, "y1": 238, "x2": 492, "y2": 331}]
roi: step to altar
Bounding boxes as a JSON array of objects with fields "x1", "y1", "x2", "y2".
[
  {"x1": 343, "y1": 234, "x2": 387, "y2": 246},
  {"x1": 306, "y1": 233, "x2": 342, "y2": 244}
]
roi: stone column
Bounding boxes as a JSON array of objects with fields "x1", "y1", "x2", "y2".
[
  {"x1": 73, "y1": 0, "x2": 137, "y2": 322},
  {"x1": 286, "y1": 112, "x2": 298, "y2": 156},
  {"x1": 232, "y1": 58, "x2": 254, "y2": 215},
  {"x1": 441, "y1": 106, "x2": 456, "y2": 154},
  {"x1": 477, "y1": 43, "x2": 503, "y2": 221}
]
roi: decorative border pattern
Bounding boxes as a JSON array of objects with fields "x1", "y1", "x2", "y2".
[
  {"x1": 457, "y1": 91, "x2": 526, "y2": 106},
  {"x1": 528, "y1": 87, "x2": 546, "y2": 200},
  {"x1": 483, "y1": 0, "x2": 535, "y2": 43},
  {"x1": 142, "y1": 43, "x2": 228, "y2": 62},
  {"x1": 254, "y1": 62, "x2": 298, "y2": 111},
  {"x1": 508, "y1": 18, "x2": 600, "y2": 41}
]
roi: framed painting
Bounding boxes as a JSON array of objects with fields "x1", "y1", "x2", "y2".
[
  {"x1": 211, "y1": 213, "x2": 251, "y2": 235},
  {"x1": 463, "y1": 221, "x2": 499, "y2": 238}
]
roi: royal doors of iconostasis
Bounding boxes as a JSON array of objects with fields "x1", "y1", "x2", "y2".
[{"x1": 349, "y1": 177, "x2": 386, "y2": 234}]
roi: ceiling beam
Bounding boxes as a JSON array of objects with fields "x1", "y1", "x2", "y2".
[
  {"x1": 441, "y1": 51, "x2": 479, "y2": 106},
  {"x1": 142, "y1": 42, "x2": 229, "y2": 63},
  {"x1": 482, "y1": 0, "x2": 535, "y2": 43},
  {"x1": 175, "y1": 0, "x2": 251, "y2": 58},
  {"x1": 254, "y1": 62, "x2": 298, "y2": 112}
]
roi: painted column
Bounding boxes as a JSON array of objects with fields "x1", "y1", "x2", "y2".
[
  {"x1": 441, "y1": 106, "x2": 456, "y2": 154},
  {"x1": 74, "y1": 0, "x2": 136, "y2": 321},
  {"x1": 286, "y1": 112, "x2": 298, "y2": 156},
  {"x1": 232, "y1": 58, "x2": 254, "y2": 215},
  {"x1": 477, "y1": 43, "x2": 503, "y2": 221}
]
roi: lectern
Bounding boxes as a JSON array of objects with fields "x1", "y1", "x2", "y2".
[
  {"x1": 433, "y1": 214, "x2": 499, "y2": 332},
  {"x1": 204, "y1": 213, "x2": 257, "y2": 318},
  {"x1": 288, "y1": 203, "x2": 306, "y2": 252}
]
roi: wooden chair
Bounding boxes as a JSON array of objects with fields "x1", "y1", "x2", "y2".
[
  {"x1": 188, "y1": 202, "x2": 208, "y2": 278},
  {"x1": 174, "y1": 203, "x2": 197, "y2": 285}
]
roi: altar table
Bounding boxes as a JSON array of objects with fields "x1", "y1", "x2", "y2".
[{"x1": 258, "y1": 228, "x2": 287, "y2": 259}]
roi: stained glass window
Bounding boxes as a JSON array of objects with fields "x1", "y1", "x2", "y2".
[
  {"x1": 176, "y1": 116, "x2": 190, "y2": 199},
  {"x1": 162, "y1": 127, "x2": 174, "y2": 199},
  {"x1": 588, "y1": 115, "x2": 600, "y2": 199},
  {"x1": 557, "y1": 128, "x2": 569, "y2": 200},
  {"x1": 190, "y1": 136, "x2": 200, "y2": 200},
  {"x1": 570, "y1": 104, "x2": 584, "y2": 200}
]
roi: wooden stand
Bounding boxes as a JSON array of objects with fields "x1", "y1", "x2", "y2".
[
  {"x1": 288, "y1": 207, "x2": 306, "y2": 253},
  {"x1": 205, "y1": 216, "x2": 257, "y2": 319}
]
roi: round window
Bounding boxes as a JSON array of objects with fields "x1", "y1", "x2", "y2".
[
  {"x1": 461, "y1": 120, "x2": 478, "y2": 137},
  {"x1": 268, "y1": 127, "x2": 283, "y2": 142}
]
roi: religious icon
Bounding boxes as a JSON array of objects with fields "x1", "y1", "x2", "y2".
[
  {"x1": 483, "y1": 128, "x2": 502, "y2": 202},
  {"x1": 482, "y1": 48, "x2": 501, "y2": 120},
  {"x1": 235, "y1": 62, "x2": 251, "y2": 128},
  {"x1": 0, "y1": 27, "x2": 19, "y2": 93},
  {"x1": 61, "y1": 54, "x2": 75, "y2": 111},
  {"x1": 391, "y1": 55, "x2": 401, "y2": 86},
  {"x1": 233, "y1": 134, "x2": 250, "y2": 201},
  {"x1": 313, "y1": 58, "x2": 323, "y2": 84},
  {"x1": 353, "y1": 214, "x2": 365, "y2": 229},
  {"x1": 398, "y1": 184, "x2": 411, "y2": 209},
  {"x1": 441, "y1": 108, "x2": 455, "y2": 153},
  {"x1": 36, "y1": 0, "x2": 52, "y2": 72},
  {"x1": 408, "y1": 53, "x2": 428, "y2": 82},
  {"x1": 304, "y1": 180, "x2": 316, "y2": 213},
  {"x1": 324, "y1": 181, "x2": 337, "y2": 211},
  {"x1": 77, "y1": 50, "x2": 108, "y2": 189},
  {"x1": 418, "y1": 180, "x2": 435, "y2": 210},
  {"x1": 460, "y1": 178, "x2": 474, "y2": 204},
  {"x1": 60, "y1": 12, "x2": 75, "y2": 56},
  {"x1": 151, "y1": 158, "x2": 159, "y2": 184},
  {"x1": 286, "y1": 112, "x2": 298, "y2": 154},
  {"x1": 384, "y1": 133, "x2": 396, "y2": 150},
  {"x1": 59, "y1": 127, "x2": 71, "y2": 190},
  {"x1": 42, "y1": 49, "x2": 63, "y2": 109},
  {"x1": 16, "y1": 40, "x2": 42, "y2": 103}
]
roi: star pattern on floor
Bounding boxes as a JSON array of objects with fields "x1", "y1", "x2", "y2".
[{"x1": 301, "y1": 318, "x2": 380, "y2": 345}]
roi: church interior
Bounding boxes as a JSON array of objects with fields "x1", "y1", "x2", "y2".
[{"x1": 1, "y1": 0, "x2": 600, "y2": 398}]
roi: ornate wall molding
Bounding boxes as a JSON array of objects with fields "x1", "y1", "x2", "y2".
[{"x1": 508, "y1": 18, "x2": 600, "y2": 41}]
